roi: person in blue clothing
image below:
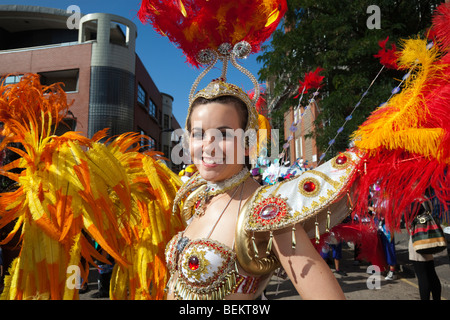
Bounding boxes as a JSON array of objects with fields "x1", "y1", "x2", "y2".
[
  {"x1": 320, "y1": 233, "x2": 347, "y2": 277},
  {"x1": 378, "y1": 218, "x2": 397, "y2": 280},
  {"x1": 371, "y1": 204, "x2": 397, "y2": 279},
  {"x1": 369, "y1": 183, "x2": 397, "y2": 280},
  {"x1": 330, "y1": 241, "x2": 347, "y2": 276}
]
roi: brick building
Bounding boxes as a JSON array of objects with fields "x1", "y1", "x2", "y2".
[
  {"x1": 283, "y1": 100, "x2": 322, "y2": 168},
  {"x1": 0, "y1": 5, "x2": 181, "y2": 170}
]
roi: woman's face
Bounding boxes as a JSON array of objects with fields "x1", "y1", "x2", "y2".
[{"x1": 189, "y1": 102, "x2": 247, "y2": 182}]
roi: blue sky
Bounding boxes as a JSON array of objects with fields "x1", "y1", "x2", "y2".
[{"x1": 2, "y1": 0, "x2": 269, "y2": 126}]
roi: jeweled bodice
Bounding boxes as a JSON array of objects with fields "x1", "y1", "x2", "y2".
[{"x1": 165, "y1": 232, "x2": 259, "y2": 300}]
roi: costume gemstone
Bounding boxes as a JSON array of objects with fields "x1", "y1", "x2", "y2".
[{"x1": 303, "y1": 180, "x2": 316, "y2": 193}]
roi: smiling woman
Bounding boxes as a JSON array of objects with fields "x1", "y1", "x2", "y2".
[
  {"x1": 135, "y1": 0, "x2": 364, "y2": 301},
  {"x1": 165, "y1": 72, "x2": 360, "y2": 300}
]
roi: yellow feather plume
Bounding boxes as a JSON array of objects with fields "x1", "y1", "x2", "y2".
[{"x1": 352, "y1": 38, "x2": 448, "y2": 162}]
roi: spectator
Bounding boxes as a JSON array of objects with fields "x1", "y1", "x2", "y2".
[
  {"x1": 378, "y1": 218, "x2": 397, "y2": 280},
  {"x1": 251, "y1": 167, "x2": 263, "y2": 185},
  {"x1": 409, "y1": 196, "x2": 442, "y2": 300}
]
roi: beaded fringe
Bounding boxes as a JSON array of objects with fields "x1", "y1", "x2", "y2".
[{"x1": 172, "y1": 270, "x2": 238, "y2": 300}]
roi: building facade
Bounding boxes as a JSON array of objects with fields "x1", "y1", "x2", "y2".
[
  {"x1": 0, "y1": 5, "x2": 181, "y2": 170},
  {"x1": 284, "y1": 101, "x2": 322, "y2": 168}
]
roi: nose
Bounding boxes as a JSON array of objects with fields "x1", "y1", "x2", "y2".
[
  {"x1": 202, "y1": 131, "x2": 216, "y2": 143},
  {"x1": 203, "y1": 133, "x2": 216, "y2": 155}
]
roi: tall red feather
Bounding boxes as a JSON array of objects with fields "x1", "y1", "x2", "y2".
[
  {"x1": 429, "y1": 2, "x2": 450, "y2": 50},
  {"x1": 373, "y1": 36, "x2": 399, "y2": 70},
  {"x1": 300, "y1": 67, "x2": 324, "y2": 93}
]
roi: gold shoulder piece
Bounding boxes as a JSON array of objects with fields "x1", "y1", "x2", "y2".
[
  {"x1": 235, "y1": 196, "x2": 281, "y2": 275},
  {"x1": 244, "y1": 151, "x2": 361, "y2": 237},
  {"x1": 236, "y1": 150, "x2": 361, "y2": 264}
]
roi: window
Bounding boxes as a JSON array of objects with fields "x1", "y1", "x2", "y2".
[
  {"x1": 138, "y1": 129, "x2": 155, "y2": 151},
  {"x1": 39, "y1": 69, "x2": 79, "y2": 92},
  {"x1": 149, "y1": 98, "x2": 156, "y2": 117},
  {"x1": 55, "y1": 116, "x2": 77, "y2": 135},
  {"x1": 295, "y1": 137, "x2": 302, "y2": 159},
  {"x1": 164, "y1": 114, "x2": 170, "y2": 129},
  {"x1": 110, "y1": 21, "x2": 129, "y2": 48},
  {"x1": 139, "y1": 129, "x2": 146, "y2": 149},
  {"x1": 2, "y1": 74, "x2": 23, "y2": 85},
  {"x1": 137, "y1": 84, "x2": 146, "y2": 107},
  {"x1": 148, "y1": 136, "x2": 155, "y2": 150}
]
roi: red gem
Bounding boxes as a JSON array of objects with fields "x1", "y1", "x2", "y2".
[
  {"x1": 188, "y1": 256, "x2": 199, "y2": 271},
  {"x1": 336, "y1": 154, "x2": 347, "y2": 165},
  {"x1": 303, "y1": 181, "x2": 316, "y2": 192}
]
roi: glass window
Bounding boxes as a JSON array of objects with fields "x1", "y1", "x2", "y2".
[
  {"x1": 39, "y1": 69, "x2": 79, "y2": 92},
  {"x1": 2, "y1": 74, "x2": 23, "y2": 85},
  {"x1": 137, "y1": 84, "x2": 146, "y2": 107},
  {"x1": 138, "y1": 129, "x2": 155, "y2": 151},
  {"x1": 139, "y1": 129, "x2": 146, "y2": 149},
  {"x1": 149, "y1": 98, "x2": 156, "y2": 117},
  {"x1": 148, "y1": 136, "x2": 155, "y2": 150},
  {"x1": 164, "y1": 114, "x2": 170, "y2": 129}
]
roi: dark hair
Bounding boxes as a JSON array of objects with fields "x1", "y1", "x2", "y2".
[{"x1": 187, "y1": 95, "x2": 248, "y2": 132}]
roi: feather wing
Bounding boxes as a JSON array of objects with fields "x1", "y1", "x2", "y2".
[{"x1": 0, "y1": 74, "x2": 184, "y2": 300}]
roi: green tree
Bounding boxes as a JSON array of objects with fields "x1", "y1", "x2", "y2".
[{"x1": 258, "y1": 0, "x2": 441, "y2": 160}]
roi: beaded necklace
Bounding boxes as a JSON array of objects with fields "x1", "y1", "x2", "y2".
[{"x1": 194, "y1": 167, "x2": 250, "y2": 217}]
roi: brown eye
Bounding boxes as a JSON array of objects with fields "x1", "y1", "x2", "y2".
[
  {"x1": 191, "y1": 130, "x2": 203, "y2": 140},
  {"x1": 220, "y1": 130, "x2": 234, "y2": 139}
]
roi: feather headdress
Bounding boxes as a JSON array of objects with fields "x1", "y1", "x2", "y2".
[
  {"x1": 139, "y1": 0, "x2": 286, "y2": 166},
  {"x1": 138, "y1": 0, "x2": 287, "y2": 68}
]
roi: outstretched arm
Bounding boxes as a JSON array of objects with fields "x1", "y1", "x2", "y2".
[{"x1": 273, "y1": 224, "x2": 345, "y2": 300}]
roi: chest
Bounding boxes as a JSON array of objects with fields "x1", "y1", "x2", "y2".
[{"x1": 165, "y1": 232, "x2": 239, "y2": 300}]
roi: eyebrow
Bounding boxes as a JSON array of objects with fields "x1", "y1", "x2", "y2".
[
  {"x1": 191, "y1": 126, "x2": 234, "y2": 131},
  {"x1": 217, "y1": 126, "x2": 234, "y2": 131}
]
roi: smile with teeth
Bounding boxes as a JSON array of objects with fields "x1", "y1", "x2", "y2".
[{"x1": 202, "y1": 157, "x2": 224, "y2": 164}]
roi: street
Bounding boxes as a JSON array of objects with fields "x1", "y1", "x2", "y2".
[{"x1": 264, "y1": 230, "x2": 450, "y2": 300}]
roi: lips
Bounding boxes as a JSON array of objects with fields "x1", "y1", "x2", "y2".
[{"x1": 202, "y1": 157, "x2": 224, "y2": 166}]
